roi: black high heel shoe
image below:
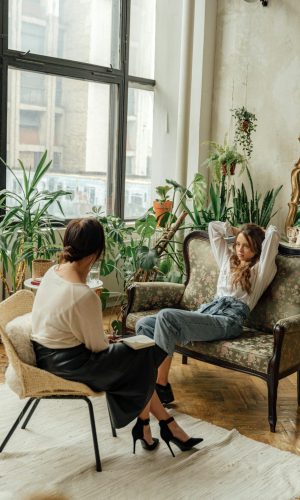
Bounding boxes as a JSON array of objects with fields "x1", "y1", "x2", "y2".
[
  {"x1": 132, "y1": 417, "x2": 159, "y2": 454},
  {"x1": 159, "y1": 416, "x2": 203, "y2": 457}
]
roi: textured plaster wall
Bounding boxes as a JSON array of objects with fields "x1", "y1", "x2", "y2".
[{"x1": 210, "y1": 0, "x2": 300, "y2": 231}]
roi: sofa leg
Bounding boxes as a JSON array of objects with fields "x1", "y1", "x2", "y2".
[
  {"x1": 182, "y1": 355, "x2": 188, "y2": 365},
  {"x1": 297, "y1": 370, "x2": 300, "y2": 406},
  {"x1": 267, "y1": 376, "x2": 278, "y2": 433}
]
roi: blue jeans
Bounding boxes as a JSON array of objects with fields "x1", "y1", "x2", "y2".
[{"x1": 135, "y1": 296, "x2": 250, "y2": 356}]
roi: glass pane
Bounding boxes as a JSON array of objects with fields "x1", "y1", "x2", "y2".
[
  {"x1": 8, "y1": 0, "x2": 120, "y2": 68},
  {"x1": 129, "y1": 0, "x2": 156, "y2": 79},
  {"x1": 7, "y1": 68, "x2": 118, "y2": 218},
  {"x1": 124, "y1": 87, "x2": 154, "y2": 219}
]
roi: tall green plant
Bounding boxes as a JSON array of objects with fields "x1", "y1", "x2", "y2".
[
  {"x1": 90, "y1": 173, "x2": 207, "y2": 287},
  {"x1": 198, "y1": 176, "x2": 232, "y2": 228},
  {"x1": 89, "y1": 206, "x2": 158, "y2": 289},
  {"x1": 0, "y1": 152, "x2": 71, "y2": 292},
  {"x1": 231, "y1": 167, "x2": 282, "y2": 227}
]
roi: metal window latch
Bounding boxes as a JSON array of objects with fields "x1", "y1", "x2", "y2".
[
  {"x1": 19, "y1": 49, "x2": 31, "y2": 57},
  {"x1": 106, "y1": 64, "x2": 113, "y2": 73}
]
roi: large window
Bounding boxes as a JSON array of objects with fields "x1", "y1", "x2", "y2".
[{"x1": 1, "y1": 0, "x2": 156, "y2": 219}]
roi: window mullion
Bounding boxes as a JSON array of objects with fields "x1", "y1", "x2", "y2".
[
  {"x1": 114, "y1": 0, "x2": 130, "y2": 218},
  {"x1": 0, "y1": 0, "x2": 8, "y2": 181}
]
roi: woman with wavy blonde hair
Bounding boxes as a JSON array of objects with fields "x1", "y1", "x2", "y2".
[{"x1": 136, "y1": 221, "x2": 280, "y2": 405}]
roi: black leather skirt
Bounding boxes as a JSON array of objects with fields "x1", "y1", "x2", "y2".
[{"x1": 33, "y1": 341, "x2": 166, "y2": 429}]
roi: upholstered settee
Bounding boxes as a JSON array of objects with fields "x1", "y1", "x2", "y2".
[{"x1": 123, "y1": 231, "x2": 300, "y2": 432}]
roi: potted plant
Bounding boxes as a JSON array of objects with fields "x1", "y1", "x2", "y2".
[
  {"x1": 231, "y1": 166, "x2": 283, "y2": 227},
  {"x1": 153, "y1": 185, "x2": 173, "y2": 225},
  {"x1": 231, "y1": 106, "x2": 257, "y2": 158},
  {"x1": 0, "y1": 151, "x2": 71, "y2": 294},
  {"x1": 203, "y1": 139, "x2": 248, "y2": 181}
]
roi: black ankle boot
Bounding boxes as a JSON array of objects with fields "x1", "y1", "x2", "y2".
[
  {"x1": 156, "y1": 382, "x2": 174, "y2": 405},
  {"x1": 132, "y1": 417, "x2": 159, "y2": 454},
  {"x1": 159, "y1": 416, "x2": 203, "y2": 457}
]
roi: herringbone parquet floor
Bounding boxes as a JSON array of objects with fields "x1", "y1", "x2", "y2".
[{"x1": 1, "y1": 343, "x2": 300, "y2": 455}]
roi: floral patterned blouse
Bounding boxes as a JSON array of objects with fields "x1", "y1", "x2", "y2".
[{"x1": 208, "y1": 221, "x2": 280, "y2": 311}]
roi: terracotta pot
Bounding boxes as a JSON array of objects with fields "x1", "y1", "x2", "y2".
[
  {"x1": 32, "y1": 259, "x2": 55, "y2": 279},
  {"x1": 241, "y1": 120, "x2": 249, "y2": 132},
  {"x1": 153, "y1": 200, "x2": 173, "y2": 226},
  {"x1": 221, "y1": 163, "x2": 236, "y2": 176}
]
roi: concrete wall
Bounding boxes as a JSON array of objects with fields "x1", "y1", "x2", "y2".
[
  {"x1": 211, "y1": 0, "x2": 300, "y2": 230},
  {"x1": 153, "y1": 0, "x2": 299, "y2": 231}
]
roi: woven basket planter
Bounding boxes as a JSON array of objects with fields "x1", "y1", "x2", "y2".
[{"x1": 32, "y1": 259, "x2": 55, "y2": 279}]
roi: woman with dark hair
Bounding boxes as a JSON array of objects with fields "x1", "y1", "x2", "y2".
[
  {"x1": 31, "y1": 217, "x2": 202, "y2": 456},
  {"x1": 136, "y1": 221, "x2": 280, "y2": 405}
]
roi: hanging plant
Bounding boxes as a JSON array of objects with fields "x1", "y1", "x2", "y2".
[{"x1": 231, "y1": 106, "x2": 257, "y2": 159}]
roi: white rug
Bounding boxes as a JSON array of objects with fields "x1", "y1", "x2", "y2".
[{"x1": 1, "y1": 385, "x2": 300, "y2": 500}]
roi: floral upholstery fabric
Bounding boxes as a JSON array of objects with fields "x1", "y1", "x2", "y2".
[
  {"x1": 275, "y1": 314, "x2": 300, "y2": 374},
  {"x1": 179, "y1": 329, "x2": 274, "y2": 374},
  {"x1": 126, "y1": 309, "x2": 160, "y2": 332},
  {"x1": 180, "y1": 238, "x2": 219, "y2": 311},
  {"x1": 276, "y1": 314, "x2": 300, "y2": 333},
  {"x1": 279, "y1": 331, "x2": 300, "y2": 374},
  {"x1": 127, "y1": 282, "x2": 184, "y2": 313},
  {"x1": 245, "y1": 254, "x2": 300, "y2": 332}
]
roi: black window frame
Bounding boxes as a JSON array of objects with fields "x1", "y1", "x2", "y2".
[{"x1": 0, "y1": 0, "x2": 155, "y2": 219}]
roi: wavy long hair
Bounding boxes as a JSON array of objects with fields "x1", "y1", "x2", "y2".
[
  {"x1": 230, "y1": 224, "x2": 265, "y2": 294},
  {"x1": 60, "y1": 217, "x2": 105, "y2": 263}
]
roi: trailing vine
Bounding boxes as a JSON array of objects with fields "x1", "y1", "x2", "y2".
[{"x1": 231, "y1": 106, "x2": 257, "y2": 158}]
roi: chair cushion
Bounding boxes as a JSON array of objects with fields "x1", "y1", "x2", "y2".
[
  {"x1": 5, "y1": 312, "x2": 36, "y2": 366},
  {"x1": 179, "y1": 329, "x2": 274, "y2": 374}
]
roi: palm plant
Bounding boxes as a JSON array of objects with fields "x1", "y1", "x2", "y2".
[{"x1": 0, "y1": 152, "x2": 71, "y2": 293}]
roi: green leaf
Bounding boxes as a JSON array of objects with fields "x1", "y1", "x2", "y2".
[
  {"x1": 99, "y1": 288, "x2": 110, "y2": 311},
  {"x1": 135, "y1": 214, "x2": 157, "y2": 238},
  {"x1": 100, "y1": 259, "x2": 115, "y2": 276},
  {"x1": 137, "y1": 247, "x2": 159, "y2": 270},
  {"x1": 111, "y1": 319, "x2": 123, "y2": 335}
]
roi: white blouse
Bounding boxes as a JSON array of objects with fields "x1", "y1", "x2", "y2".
[
  {"x1": 208, "y1": 221, "x2": 280, "y2": 311},
  {"x1": 31, "y1": 266, "x2": 109, "y2": 352}
]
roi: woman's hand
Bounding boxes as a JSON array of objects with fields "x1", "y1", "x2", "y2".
[
  {"x1": 106, "y1": 334, "x2": 122, "y2": 344},
  {"x1": 231, "y1": 226, "x2": 240, "y2": 237}
]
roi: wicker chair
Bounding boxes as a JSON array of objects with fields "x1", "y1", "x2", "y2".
[{"x1": 0, "y1": 290, "x2": 116, "y2": 472}]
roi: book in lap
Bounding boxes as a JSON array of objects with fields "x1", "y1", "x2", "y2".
[{"x1": 122, "y1": 335, "x2": 155, "y2": 350}]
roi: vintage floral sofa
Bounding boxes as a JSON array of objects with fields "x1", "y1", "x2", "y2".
[{"x1": 123, "y1": 230, "x2": 300, "y2": 432}]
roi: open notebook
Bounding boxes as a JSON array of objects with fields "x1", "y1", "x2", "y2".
[{"x1": 121, "y1": 335, "x2": 155, "y2": 350}]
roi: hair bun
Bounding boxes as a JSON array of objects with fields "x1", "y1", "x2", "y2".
[{"x1": 61, "y1": 245, "x2": 82, "y2": 262}]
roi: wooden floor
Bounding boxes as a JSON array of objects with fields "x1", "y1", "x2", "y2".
[{"x1": 1, "y1": 343, "x2": 300, "y2": 455}]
